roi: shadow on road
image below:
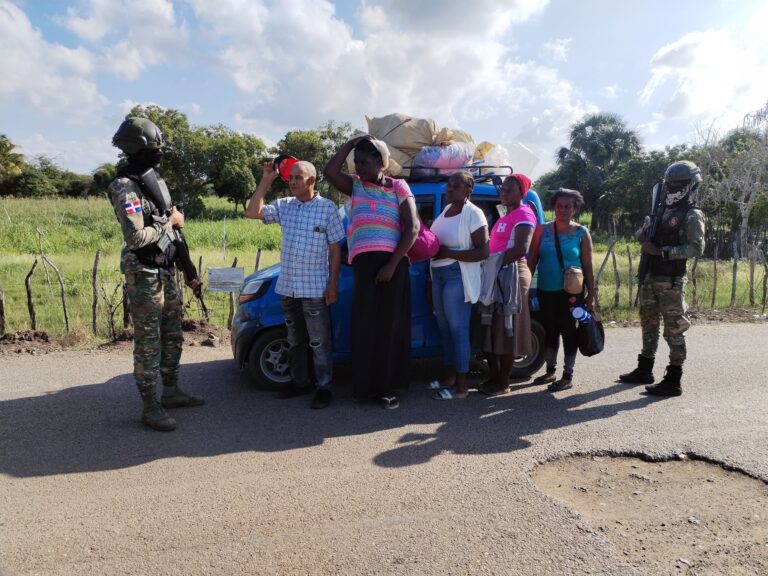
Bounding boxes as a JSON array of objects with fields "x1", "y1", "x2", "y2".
[{"x1": 0, "y1": 358, "x2": 657, "y2": 477}]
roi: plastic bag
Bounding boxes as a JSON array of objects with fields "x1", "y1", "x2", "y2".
[{"x1": 411, "y1": 142, "x2": 475, "y2": 177}]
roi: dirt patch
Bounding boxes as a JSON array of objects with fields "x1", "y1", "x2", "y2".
[
  {"x1": 0, "y1": 319, "x2": 230, "y2": 356},
  {"x1": 532, "y1": 454, "x2": 768, "y2": 575}
]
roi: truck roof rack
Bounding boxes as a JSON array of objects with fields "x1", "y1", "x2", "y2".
[{"x1": 404, "y1": 165, "x2": 513, "y2": 184}]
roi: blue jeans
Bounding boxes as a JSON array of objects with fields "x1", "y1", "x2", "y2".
[
  {"x1": 431, "y1": 262, "x2": 473, "y2": 373},
  {"x1": 280, "y1": 296, "x2": 333, "y2": 389}
]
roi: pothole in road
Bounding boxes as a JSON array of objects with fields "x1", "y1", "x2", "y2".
[{"x1": 531, "y1": 454, "x2": 768, "y2": 575}]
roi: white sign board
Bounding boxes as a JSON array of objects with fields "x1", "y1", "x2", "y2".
[{"x1": 207, "y1": 267, "x2": 245, "y2": 292}]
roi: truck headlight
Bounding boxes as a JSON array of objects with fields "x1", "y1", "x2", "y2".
[{"x1": 238, "y1": 279, "x2": 269, "y2": 303}]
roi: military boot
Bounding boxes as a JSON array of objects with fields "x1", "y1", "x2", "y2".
[
  {"x1": 619, "y1": 355, "x2": 655, "y2": 384},
  {"x1": 645, "y1": 365, "x2": 682, "y2": 396},
  {"x1": 161, "y1": 384, "x2": 205, "y2": 408},
  {"x1": 139, "y1": 386, "x2": 177, "y2": 431}
]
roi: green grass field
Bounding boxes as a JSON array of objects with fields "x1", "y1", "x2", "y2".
[{"x1": 1, "y1": 196, "x2": 764, "y2": 342}]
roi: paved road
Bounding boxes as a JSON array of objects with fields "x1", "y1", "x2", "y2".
[{"x1": 1, "y1": 324, "x2": 766, "y2": 576}]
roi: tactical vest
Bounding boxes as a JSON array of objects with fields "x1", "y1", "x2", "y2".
[
  {"x1": 647, "y1": 203, "x2": 694, "y2": 277},
  {"x1": 119, "y1": 168, "x2": 177, "y2": 268}
]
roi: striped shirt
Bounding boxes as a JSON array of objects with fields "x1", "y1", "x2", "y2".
[
  {"x1": 347, "y1": 176, "x2": 413, "y2": 263},
  {"x1": 262, "y1": 194, "x2": 345, "y2": 298}
]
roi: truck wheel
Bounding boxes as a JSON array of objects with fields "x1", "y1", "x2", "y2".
[
  {"x1": 247, "y1": 328, "x2": 292, "y2": 391},
  {"x1": 509, "y1": 319, "x2": 546, "y2": 378}
]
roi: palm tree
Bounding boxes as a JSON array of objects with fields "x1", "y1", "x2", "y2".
[
  {"x1": 0, "y1": 134, "x2": 25, "y2": 181},
  {"x1": 556, "y1": 113, "x2": 641, "y2": 229}
]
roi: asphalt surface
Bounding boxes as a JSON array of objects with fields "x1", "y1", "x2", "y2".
[{"x1": 1, "y1": 323, "x2": 767, "y2": 576}]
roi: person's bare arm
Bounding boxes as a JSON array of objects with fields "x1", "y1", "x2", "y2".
[
  {"x1": 376, "y1": 196, "x2": 419, "y2": 283},
  {"x1": 435, "y1": 225, "x2": 489, "y2": 262},
  {"x1": 244, "y1": 162, "x2": 278, "y2": 220},
  {"x1": 580, "y1": 230, "x2": 596, "y2": 310},
  {"x1": 526, "y1": 224, "x2": 545, "y2": 275},
  {"x1": 324, "y1": 136, "x2": 368, "y2": 196},
  {"x1": 502, "y1": 225, "x2": 534, "y2": 265}
]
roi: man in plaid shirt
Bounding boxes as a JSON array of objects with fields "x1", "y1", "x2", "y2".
[{"x1": 245, "y1": 160, "x2": 344, "y2": 409}]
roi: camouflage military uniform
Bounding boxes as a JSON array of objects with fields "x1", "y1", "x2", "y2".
[
  {"x1": 107, "y1": 176, "x2": 183, "y2": 394},
  {"x1": 639, "y1": 206, "x2": 705, "y2": 366}
]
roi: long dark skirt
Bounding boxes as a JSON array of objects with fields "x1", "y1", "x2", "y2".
[{"x1": 351, "y1": 251, "x2": 410, "y2": 400}]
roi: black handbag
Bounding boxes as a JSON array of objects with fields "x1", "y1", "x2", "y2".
[{"x1": 577, "y1": 310, "x2": 605, "y2": 357}]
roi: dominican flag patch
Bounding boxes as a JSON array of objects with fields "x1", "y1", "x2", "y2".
[{"x1": 124, "y1": 200, "x2": 142, "y2": 214}]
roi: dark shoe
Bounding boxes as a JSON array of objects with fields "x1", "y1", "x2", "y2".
[
  {"x1": 311, "y1": 388, "x2": 333, "y2": 409},
  {"x1": 139, "y1": 386, "x2": 176, "y2": 431},
  {"x1": 275, "y1": 384, "x2": 313, "y2": 399},
  {"x1": 548, "y1": 373, "x2": 573, "y2": 392},
  {"x1": 645, "y1": 365, "x2": 682, "y2": 396},
  {"x1": 533, "y1": 369, "x2": 557, "y2": 385},
  {"x1": 619, "y1": 355, "x2": 655, "y2": 384},
  {"x1": 161, "y1": 385, "x2": 205, "y2": 408}
]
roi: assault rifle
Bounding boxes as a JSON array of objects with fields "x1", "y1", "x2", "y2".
[
  {"x1": 634, "y1": 180, "x2": 666, "y2": 306},
  {"x1": 135, "y1": 168, "x2": 209, "y2": 319}
]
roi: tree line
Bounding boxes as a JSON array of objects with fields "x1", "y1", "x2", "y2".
[
  {"x1": 0, "y1": 105, "x2": 355, "y2": 217},
  {"x1": 535, "y1": 107, "x2": 768, "y2": 258},
  {"x1": 2, "y1": 103, "x2": 768, "y2": 254}
]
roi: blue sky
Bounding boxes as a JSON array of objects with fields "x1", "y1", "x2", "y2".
[{"x1": 1, "y1": 0, "x2": 766, "y2": 178}]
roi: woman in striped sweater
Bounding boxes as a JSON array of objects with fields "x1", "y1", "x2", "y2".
[{"x1": 324, "y1": 136, "x2": 419, "y2": 409}]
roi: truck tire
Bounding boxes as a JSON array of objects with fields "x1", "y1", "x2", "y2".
[
  {"x1": 509, "y1": 318, "x2": 546, "y2": 378},
  {"x1": 247, "y1": 327, "x2": 292, "y2": 391}
]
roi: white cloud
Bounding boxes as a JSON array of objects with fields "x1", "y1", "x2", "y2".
[
  {"x1": 62, "y1": 0, "x2": 188, "y2": 80},
  {"x1": 602, "y1": 84, "x2": 619, "y2": 99},
  {"x1": 640, "y1": 26, "x2": 768, "y2": 132},
  {"x1": 187, "y1": 0, "x2": 566, "y2": 170},
  {"x1": 541, "y1": 38, "x2": 571, "y2": 63},
  {"x1": 0, "y1": 1, "x2": 107, "y2": 117}
]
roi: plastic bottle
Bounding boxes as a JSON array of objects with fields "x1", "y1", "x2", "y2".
[{"x1": 572, "y1": 306, "x2": 591, "y2": 324}]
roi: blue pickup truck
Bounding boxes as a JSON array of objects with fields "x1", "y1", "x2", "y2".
[{"x1": 231, "y1": 173, "x2": 546, "y2": 390}]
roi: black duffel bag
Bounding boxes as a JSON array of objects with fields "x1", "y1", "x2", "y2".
[{"x1": 578, "y1": 311, "x2": 605, "y2": 357}]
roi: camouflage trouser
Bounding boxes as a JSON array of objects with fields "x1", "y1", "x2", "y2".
[
  {"x1": 125, "y1": 268, "x2": 183, "y2": 391},
  {"x1": 639, "y1": 276, "x2": 691, "y2": 366}
]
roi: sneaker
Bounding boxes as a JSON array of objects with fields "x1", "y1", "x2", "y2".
[{"x1": 311, "y1": 388, "x2": 333, "y2": 409}]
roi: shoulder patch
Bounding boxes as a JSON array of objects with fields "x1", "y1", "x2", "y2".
[{"x1": 124, "y1": 196, "x2": 143, "y2": 215}]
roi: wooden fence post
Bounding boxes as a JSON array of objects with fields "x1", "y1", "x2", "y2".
[
  {"x1": 228, "y1": 257, "x2": 238, "y2": 330},
  {"x1": 254, "y1": 248, "x2": 262, "y2": 272},
  {"x1": 0, "y1": 286, "x2": 5, "y2": 338},
  {"x1": 25, "y1": 259, "x2": 38, "y2": 330},
  {"x1": 42, "y1": 255, "x2": 70, "y2": 333},
  {"x1": 92, "y1": 250, "x2": 101, "y2": 335},
  {"x1": 611, "y1": 247, "x2": 621, "y2": 308},
  {"x1": 730, "y1": 240, "x2": 738, "y2": 308},
  {"x1": 711, "y1": 244, "x2": 718, "y2": 308},
  {"x1": 626, "y1": 245, "x2": 633, "y2": 307},
  {"x1": 749, "y1": 244, "x2": 756, "y2": 306}
]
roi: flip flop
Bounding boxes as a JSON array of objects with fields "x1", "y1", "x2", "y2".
[
  {"x1": 381, "y1": 396, "x2": 399, "y2": 410},
  {"x1": 433, "y1": 388, "x2": 468, "y2": 400},
  {"x1": 424, "y1": 380, "x2": 445, "y2": 390}
]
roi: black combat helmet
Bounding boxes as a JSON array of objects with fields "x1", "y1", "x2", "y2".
[
  {"x1": 664, "y1": 160, "x2": 702, "y2": 191},
  {"x1": 112, "y1": 117, "x2": 165, "y2": 155}
]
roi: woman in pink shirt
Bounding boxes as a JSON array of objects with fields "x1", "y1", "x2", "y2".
[{"x1": 477, "y1": 174, "x2": 537, "y2": 396}]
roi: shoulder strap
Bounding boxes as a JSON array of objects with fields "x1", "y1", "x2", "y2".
[{"x1": 553, "y1": 223, "x2": 565, "y2": 270}]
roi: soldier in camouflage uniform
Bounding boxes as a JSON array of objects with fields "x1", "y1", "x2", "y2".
[
  {"x1": 620, "y1": 161, "x2": 706, "y2": 396},
  {"x1": 108, "y1": 117, "x2": 204, "y2": 431}
]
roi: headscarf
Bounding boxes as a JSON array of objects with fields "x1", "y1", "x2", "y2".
[
  {"x1": 508, "y1": 173, "x2": 532, "y2": 196},
  {"x1": 354, "y1": 137, "x2": 390, "y2": 171}
]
